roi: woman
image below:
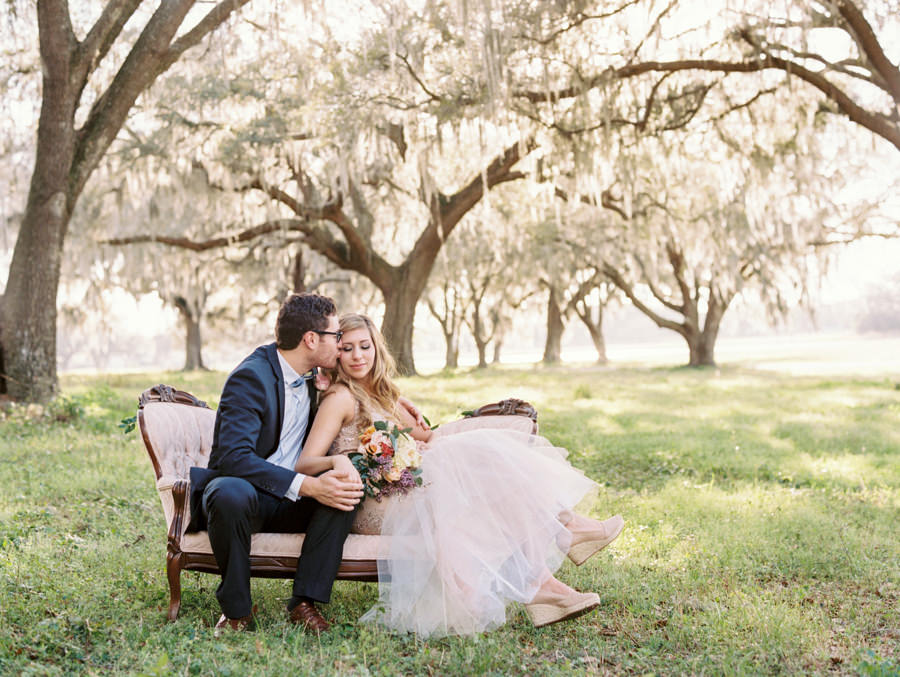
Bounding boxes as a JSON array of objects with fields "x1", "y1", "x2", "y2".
[{"x1": 297, "y1": 314, "x2": 624, "y2": 636}]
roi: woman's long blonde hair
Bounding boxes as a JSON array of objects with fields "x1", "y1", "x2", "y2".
[{"x1": 331, "y1": 313, "x2": 402, "y2": 423}]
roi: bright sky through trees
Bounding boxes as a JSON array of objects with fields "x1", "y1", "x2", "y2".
[{"x1": 1, "y1": 0, "x2": 899, "y2": 385}]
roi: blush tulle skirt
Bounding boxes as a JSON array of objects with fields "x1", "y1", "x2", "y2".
[{"x1": 359, "y1": 428, "x2": 596, "y2": 637}]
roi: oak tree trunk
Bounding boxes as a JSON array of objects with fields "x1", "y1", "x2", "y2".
[
  {"x1": 582, "y1": 311, "x2": 608, "y2": 365},
  {"x1": 2, "y1": 34, "x2": 77, "y2": 401},
  {"x1": 378, "y1": 140, "x2": 530, "y2": 376},
  {"x1": 685, "y1": 295, "x2": 725, "y2": 367},
  {"x1": 491, "y1": 337, "x2": 503, "y2": 364},
  {"x1": 2, "y1": 0, "x2": 250, "y2": 402},
  {"x1": 0, "y1": 294, "x2": 6, "y2": 394},
  {"x1": 542, "y1": 285, "x2": 564, "y2": 364},
  {"x1": 382, "y1": 296, "x2": 417, "y2": 375},
  {"x1": 469, "y1": 297, "x2": 489, "y2": 369},
  {"x1": 381, "y1": 262, "x2": 432, "y2": 375},
  {"x1": 183, "y1": 317, "x2": 206, "y2": 370},
  {"x1": 474, "y1": 338, "x2": 489, "y2": 369},
  {"x1": 686, "y1": 331, "x2": 717, "y2": 366},
  {"x1": 175, "y1": 297, "x2": 206, "y2": 371},
  {"x1": 443, "y1": 330, "x2": 459, "y2": 369}
]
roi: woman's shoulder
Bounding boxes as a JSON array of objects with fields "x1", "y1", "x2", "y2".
[{"x1": 321, "y1": 383, "x2": 358, "y2": 411}]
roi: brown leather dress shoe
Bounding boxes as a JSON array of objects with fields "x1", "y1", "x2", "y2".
[
  {"x1": 288, "y1": 600, "x2": 330, "y2": 633},
  {"x1": 213, "y1": 605, "x2": 257, "y2": 638}
]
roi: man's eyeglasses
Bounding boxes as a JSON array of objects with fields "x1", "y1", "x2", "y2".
[{"x1": 314, "y1": 330, "x2": 343, "y2": 342}]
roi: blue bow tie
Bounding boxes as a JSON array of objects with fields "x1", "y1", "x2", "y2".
[{"x1": 290, "y1": 371, "x2": 315, "y2": 388}]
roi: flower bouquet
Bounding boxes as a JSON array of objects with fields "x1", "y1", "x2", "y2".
[{"x1": 350, "y1": 420, "x2": 423, "y2": 500}]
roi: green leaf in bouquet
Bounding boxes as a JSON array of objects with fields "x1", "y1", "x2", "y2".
[
  {"x1": 349, "y1": 452, "x2": 367, "y2": 475},
  {"x1": 374, "y1": 420, "x2": 389, "y2": 431}
]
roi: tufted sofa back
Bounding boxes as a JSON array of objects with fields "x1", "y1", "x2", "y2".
[
  {"x1": 137, "y1": 385, "x2": 214, "y2": 480},
  {"x1": 137, "y1": 385, "x2": 215, "y2": 530},
  {"x1": 140, "y1": 400, "x2": 215, "y2": 480}
]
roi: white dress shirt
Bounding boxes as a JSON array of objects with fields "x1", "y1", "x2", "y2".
[{"x1": 265, "y1": 351, "x2": 312, "y2": 500}]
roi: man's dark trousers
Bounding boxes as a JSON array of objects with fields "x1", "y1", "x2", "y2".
[{"x1": 203, "y1": 476, "x2": 357, "y2": 619}]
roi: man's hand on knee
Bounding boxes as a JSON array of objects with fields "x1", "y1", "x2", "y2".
[{"x1": 301, "y1": 470, "x2": 364, "y2": 511}]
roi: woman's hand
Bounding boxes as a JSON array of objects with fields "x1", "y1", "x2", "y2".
[{"x1": 332, "y1": 453, "x2": 362, "y2": 486}]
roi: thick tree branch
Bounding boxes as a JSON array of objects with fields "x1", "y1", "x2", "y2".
[
  {"x1": 601, "y1": 262, "x2": 686, "y2": 336},
  {"x1": 554, "y1": 185, "x2": 636, "y2": 222},
  {"x1": 101, "y1": 216, "x2": 385, "y2": 284},
  {"x1": 515, "y1": 55, "x2": 900, "y2": 151},
  {"x1": 665, "y1": 243, "x2": 694, "y2": 316},
  {"x1": 71, "y1": 0, "x2": 250, "y2": 203},
  {"x1": 564, "y1": 270, "x2": 603, "y2": 316},
  {"x1": 168, "y1": 0, "x2": 249, "y2": 60},
  {"x1": 37, "y1": 0, "x2": 76, "y2": 86},
  {"x1": 516, "y1": 1, "x2": 642, "y2": 46},
  {"x1": 633, "y1": 254, "x2": 685, "y2": 315},
  {"x1": 834, "y1": 0, "x2": 900, "y2": 101},
  {"x1": 756, "y1": 40, "x2": 882, "y2": 89},
  {"x1": 238, "y1": 176, "x2": 385, "y2": 283},
  {"x1": 432, "y1": 138, "x2": 536, "y2": 240},
  {"x1": 73, "y1": 0, "x2": 143, "y2": 97},
  {"x1": 101, "y1": 219, "x2": 306, "y2": 251}
]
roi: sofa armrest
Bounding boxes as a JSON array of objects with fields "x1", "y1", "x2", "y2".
[
  {"x1": 156, "y1": 476, "x2": 191, "y2": 548},
  {"x1": 432, "y1": 414, "x2": 537, "y2": 438},
  {"x1": 468, "y1": 398, "x2": 537, "y2": 424},
  {"x1": 432, "y1": 399, "x2": 539, "y2": 439}
]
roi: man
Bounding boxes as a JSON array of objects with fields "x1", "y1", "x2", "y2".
[{"x1": 187, "y1": 293, "x2": 363, "y2": 636}]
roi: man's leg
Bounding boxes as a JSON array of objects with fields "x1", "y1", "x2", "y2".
[
  {"x1": 203, "y1": 476, "x2": 265, "y2": 619},
  {"x1": 265, "y1": 498, "x2": 357, "y2": 603},
  {"x1": 296, "y1": 501, "x2": 358, "y2": 602}
]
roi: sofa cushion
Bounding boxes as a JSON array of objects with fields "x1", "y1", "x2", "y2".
[{"x1": 180, "y1": 531, "x2": 381, "y2": 561}]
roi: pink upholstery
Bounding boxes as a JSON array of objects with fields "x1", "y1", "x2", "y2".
[
  {"x1": 138, "y1": 386, "x2": 539, "y2": 620},
  {"x1": 142, "y1": 403, "x2": 215, "y2": 480},
  {"x1": 431, "y1": 414, "x2": 536, "y2": 438},
  {"x1": 144, "y1": 405, "x2": 537, "y2": 545},
  {"x1": 144, "y1": 403, "x2": 382, "y2": 560}
]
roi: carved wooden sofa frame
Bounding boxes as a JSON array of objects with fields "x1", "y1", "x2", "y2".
[{"x1": 137, "y1": 383, "x2": 538, "y2": 621}]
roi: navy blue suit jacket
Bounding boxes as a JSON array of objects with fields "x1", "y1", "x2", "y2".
[{"x1": 187, "y1": 343, "x2": 319, "y2": 531}]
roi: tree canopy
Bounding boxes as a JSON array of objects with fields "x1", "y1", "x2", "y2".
[{"x1": 2, "y1": 0, "x2": 898, "y2": 398}]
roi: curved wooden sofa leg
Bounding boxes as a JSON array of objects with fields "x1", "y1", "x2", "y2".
[
  {"x1": 166, "y1": 551, "x2": 183, "y2": 621},
  {"x1": 165, "y1": 479, "x2": 190, "y2": 622}
]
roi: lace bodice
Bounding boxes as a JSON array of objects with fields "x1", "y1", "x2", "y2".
[
  {"x1": 326, "y1": 400, "x2": 396, "y2": 456},
  {"x1": 326, "y1": 403, "x2": 369, "y2": 457},
  {"x1": 327, "y1": 400, "x2": 394, "y2": 535}
]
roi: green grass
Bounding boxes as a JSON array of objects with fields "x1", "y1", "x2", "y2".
[{"x1": 1, "y1": 366, "x2": 898, "y2": 675}]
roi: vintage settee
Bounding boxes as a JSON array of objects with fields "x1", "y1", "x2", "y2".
[{"x1": 137, "y1": 384, "x2": 538, "y2": 620}]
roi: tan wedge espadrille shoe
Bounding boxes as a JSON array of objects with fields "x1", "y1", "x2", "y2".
[
  {"x1": 567, "y1": 514, "x2": 625, "y2": 566},
  {"x1": 525, "y1": 589, "x2": 601, "y2": 628}
]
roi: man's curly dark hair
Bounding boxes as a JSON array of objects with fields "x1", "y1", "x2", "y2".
[{"x1": 275, "y1": 293, "x2": 337, "y2": 350}]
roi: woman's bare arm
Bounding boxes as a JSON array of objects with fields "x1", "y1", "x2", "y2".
[
  {"x1": 395, "y1": 397, "x2": 433, "y2": 442},
  {"x1": 296, "y1": 387, "x2": 357, "y2": 475},
  {"x1": 397, "y1": 396, "x2": 428, "y2": 429}
]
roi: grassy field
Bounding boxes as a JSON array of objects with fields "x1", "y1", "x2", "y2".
[{"x1": 1, "y1": 365, "x2": 898, "y2": 675}]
